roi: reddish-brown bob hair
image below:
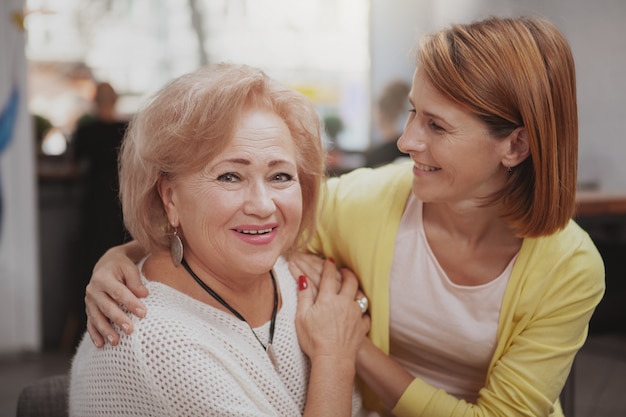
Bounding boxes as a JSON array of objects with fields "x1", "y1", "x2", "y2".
[{"x1": 417, "y1": 16, "x2": 578, "y2": 237}]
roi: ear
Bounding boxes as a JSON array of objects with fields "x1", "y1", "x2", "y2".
[
  {"x1": 501, "y1": 127, "x2": 530, "y2": 169},
  {"x1": 157, "y1": 175, "x2": 179, "y2": 227}
]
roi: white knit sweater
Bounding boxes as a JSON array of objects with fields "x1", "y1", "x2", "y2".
[{"x1": 69, "y1": 257, "x2": 365, "y2": 416}]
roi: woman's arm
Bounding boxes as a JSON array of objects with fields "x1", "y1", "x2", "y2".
[
  {"x1": 297, "y1": 259, "x2": 370, "y2": 417},
  {"x1": 85, "y1": 240, "x2": 148, "y2": 347},
  {"x1": 291, "y1": 250, "x2": 605, "y2": 417},
  {"x1": 356, "y1": 338, "x2": 413, "y2": 410}
]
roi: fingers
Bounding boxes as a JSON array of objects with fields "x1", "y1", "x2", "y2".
[
  {"x1": 86, "y1": 320, "x2": 105, "y2": 348},
  {"x1": 338, "y1": 268, "x2": 370, "y2": 317},
  {"x1": 317, "y1": 258, "x2": 342, "y2": 296},
  {"x1": 336, "y1": 267, "x2": 359, "y2": 299},
  {"x1": 116, "y1": 263, "x2": 148, "y2": 317},
  {"x1": 309, "y1": 261, "x2": 366, "y2": 320},
  {"x1": 85, "y1": 281, "x2": 133, "y2": 346},
  {"x1": 85, "y1": 296, "x2": 121, "y2": 346},
  {"x1": 84, "y1": 257, "x2": 148, "y2": 347},
  {"x1": 296, "y1": 275, "x2": 314, "y2": 326},
  {"x1": 288, "y1": 261, "x2": 305, "y2": 286},
  {"x1": 119, "y1": 262, "x2": 149, "y2": 298},
  {"x1": 289, "y1": 252, "x2": 326, "y2": 288}
]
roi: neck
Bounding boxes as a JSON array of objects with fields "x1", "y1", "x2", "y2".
[
  {"x1": 182, "y1": 257, "x2": 277, "y2": 326},
  {"x1": 181, "y1": 257, "x2": 279, "y2": 363},
  {"x1": 144, "y1": 251, "x2": 277, "y2": 327},
  {"x1": 182, "y1": 254, "x2": 270, "y2": 295},
  {"x1": 423, "y1": 201, "x2": 517, "y2": 248}
]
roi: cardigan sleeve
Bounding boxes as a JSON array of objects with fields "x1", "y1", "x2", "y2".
[
  {"x1": 307, "y1": 163, "x2": 412, "y2": 350},
  {"x1": 393, "y1": 221, "x2": 605, "y2": 417}
]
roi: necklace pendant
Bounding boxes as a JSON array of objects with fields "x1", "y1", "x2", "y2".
[{"x1": 266, "y1": 344, "x2": 278, "y2": 370}]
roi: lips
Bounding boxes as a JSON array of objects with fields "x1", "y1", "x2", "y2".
[
  {"x1": 234, "y1": 228, "x2": 274, "y2": 235},
  {"x1": 231, "y1": 225, "x2": 278, "y2": 246},
  {"x1": 414, "y1": 161, "x2": 440, "y2": 172}
]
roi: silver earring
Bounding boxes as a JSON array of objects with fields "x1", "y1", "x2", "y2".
[
  {"x1": 170, "y1": 228, "x2": 183, "y2": 266},
  {"x1": 507, "y1": 166, "x2": 513, "y2": 174}
]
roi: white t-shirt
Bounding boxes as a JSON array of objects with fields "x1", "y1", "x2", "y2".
[
  {"x1": 70, "y1": 256, "x2": 365, "y2": 416},
  {"x1": 389, "y1": 195, "x2": 515, "y2": 403}
]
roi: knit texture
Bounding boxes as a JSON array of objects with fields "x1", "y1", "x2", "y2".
[{"x1": 70, "y1": 257, "x2": 364, "y2": 416}]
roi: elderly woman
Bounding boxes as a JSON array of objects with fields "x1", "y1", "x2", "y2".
[{"x1": 69, "y1": 63, "x2": 369, "y2": 417}]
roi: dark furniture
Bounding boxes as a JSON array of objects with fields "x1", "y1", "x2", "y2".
[{"x1": 16, "y1": 374, "x2": 69, "y2": 417}]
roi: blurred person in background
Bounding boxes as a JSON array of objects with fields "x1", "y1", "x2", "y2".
[
  {"x1": 362, "y1": 79, "x2": 410, "y2": 167},
  {"x1": 69, "y1": 81, "x2": 130, "y2": 346}
]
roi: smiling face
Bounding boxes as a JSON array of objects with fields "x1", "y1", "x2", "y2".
[
  {"x1": 397, "y1": 69, "x2": 511, "y2": 204},
  {"x1": 159, "y1": 107, "x2": 302, "y2": 278}
]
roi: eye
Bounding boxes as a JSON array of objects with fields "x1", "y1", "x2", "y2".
[
  {"x1": 271, "y1": 172, "x2": 294, "y2": 182},
  {"x1": 217, "y1": 172, "x2": 241, "y2": 183},
  {"x1": 428, "y1": 120, "x2": 445, "y2": 132}
]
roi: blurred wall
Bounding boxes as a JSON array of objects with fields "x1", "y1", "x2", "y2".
[
  {"x1": 0, "y1": 0, "x2": 40, "y2": 354},
  {"x1": 371, "y1": 0, "x2": 626, "y2": 192}
]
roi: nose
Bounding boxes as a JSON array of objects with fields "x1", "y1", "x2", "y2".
[
  {"x1": 243, "y1": 181, "x2": 276, "y2": 217},
  {"x1": 397, "y1": 121, "x2": 427, "y2": 154}
]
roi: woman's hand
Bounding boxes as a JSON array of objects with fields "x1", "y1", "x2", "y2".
[
  {"x1": 296, "y1": 258, "x2": 370, "y2": 362},
  {"x1": 297, "y1": 258, "x2": 370, "y2": 417},
  {"x1": 85, "y1": 241, "x2": 148, "y2": 347}
]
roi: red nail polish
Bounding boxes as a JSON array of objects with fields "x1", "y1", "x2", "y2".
[
  {"x1": 298, "y1": 275, "x2": 308, "y2": 290},
  {"x1": 328, "y1": 257, "x2": 335, "y2": 263}
]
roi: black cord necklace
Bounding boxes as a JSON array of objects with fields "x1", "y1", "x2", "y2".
[{"x1": 181, "y1": 258, "x2": 279, "y2": 369}]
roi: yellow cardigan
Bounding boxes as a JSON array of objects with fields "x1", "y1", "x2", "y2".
[{"x1": 308, "y1": 162, "x2": 605, "y2": 417}]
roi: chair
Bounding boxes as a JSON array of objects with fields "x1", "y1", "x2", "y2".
[{"x1": 16, "y1": 374, "x2": 69, "y2": 417}]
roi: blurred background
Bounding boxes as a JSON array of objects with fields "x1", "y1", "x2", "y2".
[
  {"x1": 1, "y1": 0, "x2": 625, "y2": 408},
  {"x1": 1, "y1": 0, "x2": 626, "y2": 415}
]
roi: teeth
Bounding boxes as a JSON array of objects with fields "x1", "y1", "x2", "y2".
[
  {"x1": 236, "y1": 228, "x2": 273, "y2": 235},
  {"x1": 415, "y1": 162, "x2": 439, "y2": 171}
]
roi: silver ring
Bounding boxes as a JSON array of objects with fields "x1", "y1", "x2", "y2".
[{"x1": 356, "y1": 296, "x2": 369, "y2": 314}]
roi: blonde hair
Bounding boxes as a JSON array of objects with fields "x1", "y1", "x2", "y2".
[
  {"x1": 417, "y1": 16, "x2": 578, "y2": 237},
  {"x1": 119, "y1": 63, "x2": 325, "y2": 252}
]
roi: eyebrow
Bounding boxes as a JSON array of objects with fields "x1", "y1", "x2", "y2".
[
  {"x1": 409, "y1": 98, "x2": 450, "y2": 126},
  {"x1": 423, "y1": 110, "x2": 444, "y2": 121},
  {"x1": 220, "y1": 158, "x2": 295, "y2": 168}
]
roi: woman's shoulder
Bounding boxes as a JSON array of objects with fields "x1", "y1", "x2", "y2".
[
  {"x1": 323, "y1": 161, "x2": 413, "y2": 213},
  {"x1": 136, "y1": 256, "x2": 210, "y2": 315},
  {"x1": 138, "y1": 278, "x2": 219, "y2": 326},
  {"x1": 518, "y1": 219, "x2": 605, "y2": 292},
  {"x1": 531, "y1": 220, "x2": 602, "y2": 260}
]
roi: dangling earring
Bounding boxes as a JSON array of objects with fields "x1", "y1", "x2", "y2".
[
  {"x1": 170, "y1": 227, "x2": 183, "y2": 266},
  {"x1": 507, "y1": 165, "x2": 513, "y2": 174}
]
